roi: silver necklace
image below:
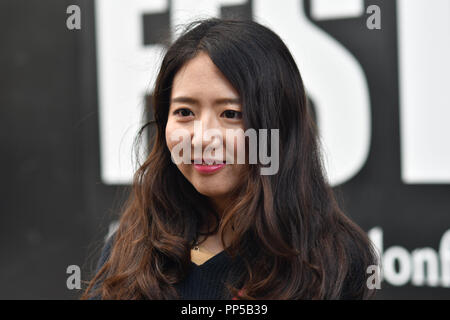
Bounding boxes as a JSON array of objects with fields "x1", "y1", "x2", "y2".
[{"x1": 192, "y1": 239, "x2": 200, "y2": 251}]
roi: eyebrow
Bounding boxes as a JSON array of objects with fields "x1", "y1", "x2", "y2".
[{"x1": 170, "y1": 96, "x2": 241, "y2": 106}]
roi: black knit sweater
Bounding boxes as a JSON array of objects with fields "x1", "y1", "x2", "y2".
[
  {"x1": 90, "y1": 233, "x2": 369, "y2": 299},
  {"x1": 90, "y1": 233, "x2": 245, "y2": 299}
]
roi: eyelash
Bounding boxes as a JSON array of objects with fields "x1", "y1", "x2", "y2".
[
  {"x1": 173, "y1": 108, "x2": 194, "y2": 117},
  {"x1": 173, "y1": 108, "x2": 242, "y2": 119}
]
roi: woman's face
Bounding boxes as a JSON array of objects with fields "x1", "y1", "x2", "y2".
[{"x1": 165, "y1": 52, "x2": 246, "y2": 212}]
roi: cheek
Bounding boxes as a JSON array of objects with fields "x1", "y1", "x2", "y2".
[
  {"x1": 165, "y1": 120, "x2": 192, "y2": 175},
  {"x1": 165, "y1": 120, "x2": 185, "y2": 153},
  {"x1": 225, "y1": 129, "x2": 247, "y2": 163},
  {"x1": 165, "y1": 121, "x2": 174, "y2": 151}
]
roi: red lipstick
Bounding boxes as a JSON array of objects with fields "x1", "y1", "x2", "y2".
[{"x1": 192, "y1": 159, "x2": 225, "y2": 174}]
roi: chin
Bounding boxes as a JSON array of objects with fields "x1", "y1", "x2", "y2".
[
  {"x1": 177, "y1": 164, "x2": 242, "y2": 199},
  {"x1": 192, "y1": 179, "x2": 232, "y2": 198}
]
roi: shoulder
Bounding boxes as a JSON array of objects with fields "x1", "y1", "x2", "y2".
[
  {"x1": 87, "y1": 233, "x2": 117, "y2": 300},
  {"x1": 339, "y1": 232, "x2": 377, "y2": 299},
  {"x1": 95, "y1": 232, "x2": 116, "y2": 274}
]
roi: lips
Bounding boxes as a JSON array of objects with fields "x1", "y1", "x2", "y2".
[{"x1": 192, "y1": 158, "x2": 226, "y2": 173}]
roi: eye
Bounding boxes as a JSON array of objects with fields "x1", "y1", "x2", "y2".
[
  {"x1": 221, "y1": 110, "x2": 242, "y2": 120},
  {"x1": 173, "y1": 108, "x2": 194, "y2": 117}
]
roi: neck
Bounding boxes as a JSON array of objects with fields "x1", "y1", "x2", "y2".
[
  {"x1": 195, "y1": 224, "x2": 234, "y2": 254},
  {"x1": 208, "y1": 194, "x2": 230, "y2": 219},
  {"x1": 195, "y1": 197, "x2": 234, "y2": 252}
]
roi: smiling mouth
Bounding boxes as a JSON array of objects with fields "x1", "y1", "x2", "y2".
[{"x1": 191, "y1": 159, "x2": 226, "y2": 173}]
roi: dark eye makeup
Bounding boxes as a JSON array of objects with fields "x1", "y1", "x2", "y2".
[
  {"x1": 172, "y1": 108, "x2": 242, "y2": 120},
  {"x1": 221, "y1": 110, "x2": 242, "y2": 119},
  {"x1": 173, "y1": 108, "x2": 194, "y2": 117}
]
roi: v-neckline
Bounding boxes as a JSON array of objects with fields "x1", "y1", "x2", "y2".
[{"x1": 190, "y1": 249, "x2": 227, "y2": 267}]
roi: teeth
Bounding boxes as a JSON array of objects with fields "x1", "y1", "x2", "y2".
[{"x1": 192, "y1": 159, "x2": 222, "y2": 165}]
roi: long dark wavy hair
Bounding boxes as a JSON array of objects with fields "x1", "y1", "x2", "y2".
[{"x1": 81, "y1": 18, "x2": 377, "y2": 300}]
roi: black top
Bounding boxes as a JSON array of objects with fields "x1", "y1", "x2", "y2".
[
  {"x1": 91, "y1": 233, "x2": 245, "y2": 299},
  {"x1": 91, "y1": 233, "x2": 368, "y2": 299}
]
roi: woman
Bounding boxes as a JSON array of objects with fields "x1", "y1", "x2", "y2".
[{"x1": 81, "y1": 18, "x2": 377, "y2": 300}]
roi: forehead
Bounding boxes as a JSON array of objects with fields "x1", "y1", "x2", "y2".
[{"x1": 171, "y1": 52, "x2": 239, "y2": 100}]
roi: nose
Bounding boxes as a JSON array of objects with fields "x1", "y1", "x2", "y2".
[{"x1": 191, "y1": 110, "x2": 223, "y2": 153}]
